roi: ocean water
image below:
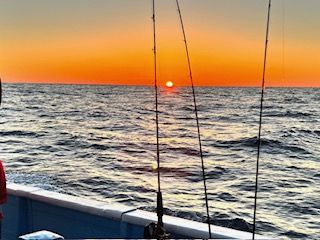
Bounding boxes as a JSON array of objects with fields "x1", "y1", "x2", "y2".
[{"x1": 1, "y1": 83, "x2": 319, "y2": 239}]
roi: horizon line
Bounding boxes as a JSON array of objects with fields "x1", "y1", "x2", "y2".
[{"x1": 2, "y1": 81, "x2": 319, "y2": 89}]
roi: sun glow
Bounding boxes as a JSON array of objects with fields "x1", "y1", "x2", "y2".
[{"x1": 166, "y1": 81, "x2": 174, "y2": 88}]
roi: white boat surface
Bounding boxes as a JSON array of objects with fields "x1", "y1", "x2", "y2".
[{"x1": 3, "y1": 182, "x2": 275, "y2": 239}]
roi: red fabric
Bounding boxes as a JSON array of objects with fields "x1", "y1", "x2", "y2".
[{"x1": 0, "y1": 160, "x2": 7, "y2": 205}]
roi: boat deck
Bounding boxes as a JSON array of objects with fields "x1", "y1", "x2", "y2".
[{"x1": 3, "y1": 183, "x2": 274, "y2": 239}]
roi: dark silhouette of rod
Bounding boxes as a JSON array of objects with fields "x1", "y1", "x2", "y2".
[
  {"x1": 152, "y1": 0, "x2": 164, "y2": 227},
  {"x1": 253, "y1": 0, "x2": 272, "y2": 239},
  {"x1": 175, "y1": 0, "x2": 212, "y2": 238}
]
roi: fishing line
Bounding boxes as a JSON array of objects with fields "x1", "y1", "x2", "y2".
[
  {"x1": 175, "y1": 0, "x2": 212, "y2": 238},
  {"x1": 253, "y1": 0, "x2": 272, "y2": 239}
]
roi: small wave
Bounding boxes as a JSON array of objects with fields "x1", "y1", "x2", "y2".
[
  {"x1": 122, "y1": 148, "x2": 147, "y2": 154},
  {"x1": 213, "y1": 137, "x2": 258, "y2": 149},
  {"x1": 299, "y1": 129, "x2": 314, "y2": 134},
  {"x1": 0, "y1": 139, "x2": 23, "y2": 144},
  {"x1": 90, "y1": 143, "x2": 111, "y2": 151},
  {"x1": 231, "y1": 180, "x2": 255, "y2": 192},
  {"x1": 124, "y1": 165, "x2": 192, "y2": 178},
  {"x1": 214, "y1": 137, "x2": 312, "y2": 156},
  {"x1": 284, "y1": 145, "x2": 311, "y2": 155},
  {"x1": 217, "y1": 115, "x2": 240, "y2": 122},
  {"x1": 288, "y1": 165, "x2": 301, "y2": 170},
  {"x1": 175, "y1": 116, "x2": 194, "y2": 121},
  {"x1": 265, "y1": 110, "x2": 312, "y2": 118},
  {"x1": 285, "y1": 201, "x2": 319, "y2": 217},
  {"x1": 114, "y1": 193, "x2": 135, "y2": 203},
  {"x1": 166, "y1": 146, "x2": 200, "y2": 156},
  {"x1": 295, "y1": 178, "x2": 314, "y2": 184},
  {"x1": 313, "y1": 173, "x2": 320, "y2": 178},
  {"x1": 210, "y1": 217, "x2": 253, "y2": 232},
  {"x1": 169, "y1": 209, "x2": 204, "y2": 223},
  {"x1": 206, "y1": 166, "x2": 229, "y2": 178},
  {"x1": 79, "y1": 176, "x2": 105, "y2": 186},
  {"x1": 187, "y1": 166, "x2": 228, "y2": 182},
  {"x1": 38, "y1": 114, "x2": 57, "y2": 118},
  {"x1": 217, "y1": 192, "x2": 237, "y2": 202},
  {"x1": 7, "y1": 173, "x2": 66, "y2": 193},
  {"x1": 177, "y1": 106, "x2": 194, "y2": 112},
  {"x1": 282, "y1": 230, "x2": 309, "y2": 239},
  {"x1": 126, "y1": 185, "x2": 156, "y2": 194},
  {"x1": 38, "y1": 145, "x2": 60, "y2": 152},
  {"x1": 0, "y1": 130, "x2": 42, "y2": 137}
]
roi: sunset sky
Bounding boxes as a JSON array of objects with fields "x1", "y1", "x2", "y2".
[{"x1": 0, "y1": 0, "x2": 319, "y2": 87}]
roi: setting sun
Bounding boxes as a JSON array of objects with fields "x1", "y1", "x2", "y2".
[{"x1": 166, "y1": 81, "x2": 174, "y2": 88}]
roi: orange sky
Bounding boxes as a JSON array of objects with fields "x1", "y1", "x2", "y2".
[{"x1": 0, "y1": 0, "x2": 319, "y2": 87}]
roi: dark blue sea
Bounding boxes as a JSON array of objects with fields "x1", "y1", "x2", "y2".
[{"x1": 1, "y1": 83, "x2": 319, "y2": 239}]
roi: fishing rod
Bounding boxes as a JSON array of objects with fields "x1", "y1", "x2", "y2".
[
  {"x1": 144, "y1": 1, "x2": 168, "y2": 238},
  {"x1": 175, "y1": 0, "x2": 212, "y2": 238},
  {"x1": 253, "y1": 0, "x2": 272, "y2": 239}
]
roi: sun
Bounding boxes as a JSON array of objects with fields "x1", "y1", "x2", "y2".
[{"x1": 166, "y1": 81, "x2": 174, "y2": 88}]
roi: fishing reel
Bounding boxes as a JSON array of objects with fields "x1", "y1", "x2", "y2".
[{"x1": 144, "y1": 222, "x2": 170, "y2": 239}]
